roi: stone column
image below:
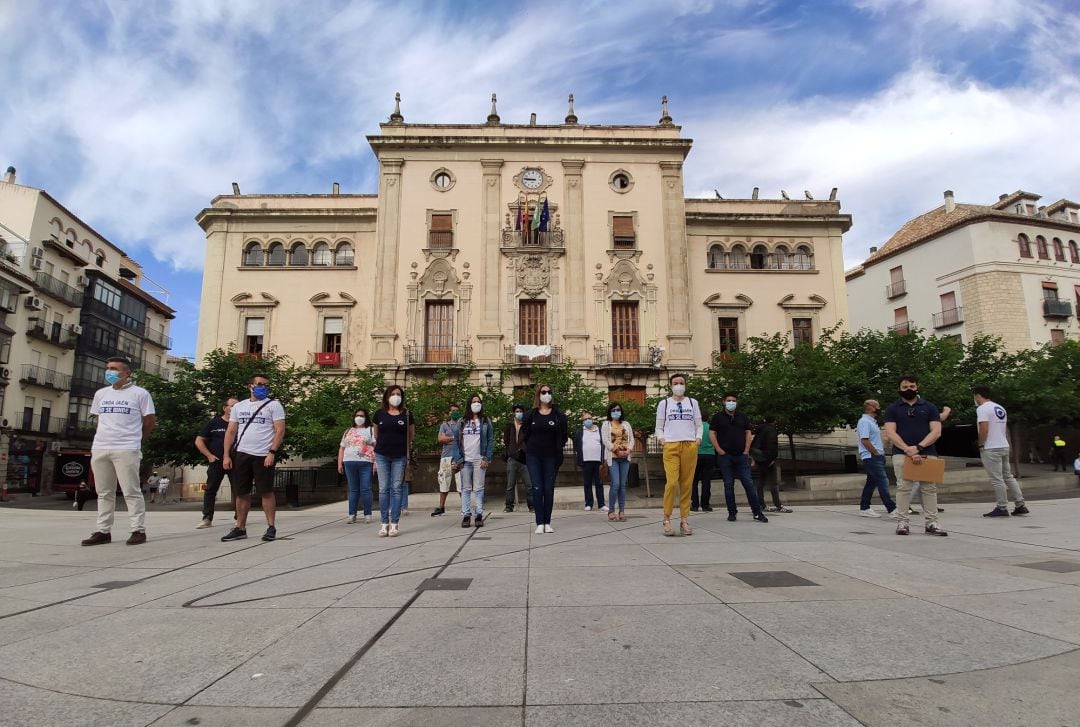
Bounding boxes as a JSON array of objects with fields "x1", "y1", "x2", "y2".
[
  {"x1": 370, "y1": 158, "x2": 404, "y2": 364},
  {"x1": 660, "y1": 160, "x2": 693, "y2": 367},
  {"x1": 476, "y1": 159, "x2": 504, "y2": 363},
  {"x1": 561, "y1": 159, "x2": 589, "y2": 360}
]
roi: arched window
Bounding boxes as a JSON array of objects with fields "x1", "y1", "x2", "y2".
[
  {"x1": 311, "y1": 242, "x2": 331, "y2": 266},
  {"x1": 774, "y1": 245, "x2": 790, "y2": 270},
  {"x1": 1069, "y1": 240, "x2": 1079, "y2": 263},
  {"x1": 289, "y1": 242, "x2": 308, "y2": 266},
  {"x1": 1017, "y1": 234, "x2": 1032, "y2": 258},
  {"x1": 728, "y1": 244, "x2": 748, "y2": 270},
  {"x1": 792, "y1": 245, "x2": 813, "y2": 270},
  {"x1": 708, "y1": 244, "x2": 725, "y2": 269},
  {"x1": 750, "y1": 244, "x2": 768, "y2": 270},
  {"x1": 1052, "y1": 237, "x2": 1065, "y2": 261},
  {"x1": 266, "y1": 242, "x2": 286, "y2": 266},
  {"x1": 334, "y1": 242, "x2": 354, "y2": 266},
  {"x1": 243, "y1": 242, "x2": 263, "y2": 266},
  {"x1": 1036, "y1": 236, "x2": 1049, "y2": 259}
]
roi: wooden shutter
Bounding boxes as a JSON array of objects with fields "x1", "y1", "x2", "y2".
[
  {"x1": 611, "y1": 302, "x2": 639, "y2": 362},
  {"x1": 424, "y1": 301, "x2": 454, "y2": 362},
  {"x1": 612, "y1": 216, "x2": 635, "y2": 248},
  {"x1": 429, "y1": 214, "x2": 453, "y2": 249},
  {"x1": 518, "y1": 300, "x2": 547, "y2": 359},
  {"x1": 717, "y1": 318, "x2": 739, "y2": 356}
]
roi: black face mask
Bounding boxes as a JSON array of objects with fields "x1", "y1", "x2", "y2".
[{"x1": 900, "y1": 389, "x2": 918, "y2": 401}]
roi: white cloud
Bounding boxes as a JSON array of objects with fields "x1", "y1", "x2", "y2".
[{"x1": 853, "y1": 0, "x2": 1031, "y2": 31}]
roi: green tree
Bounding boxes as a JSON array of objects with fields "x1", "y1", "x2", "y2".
[{"x1": 287, "y1": 367, "x2": 389, "y2": 460}]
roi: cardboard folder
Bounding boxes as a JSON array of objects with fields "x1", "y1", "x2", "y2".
[{"x1": 902, "y1": 456, "x2": 945, "y2": 484}]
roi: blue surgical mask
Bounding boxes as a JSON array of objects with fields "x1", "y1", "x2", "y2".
[
  {"x1": 104, "y1": 370, "x2": 122, "y2": 385},
  {"x1": 611, "y1": 410, "x2": 622, "y2": 420},
  {"x1": 252, "y1": 385, "x2": 270, "y2": 400},
  {"x1": 725, "y1": 401, "x2": 737, "y2": 412},
  {"x1": 515, "y1": 412, "x2": 523, "y2": 421},
  {"x1": 584, "y1": 419, "x2": 594, "y2": 429}
]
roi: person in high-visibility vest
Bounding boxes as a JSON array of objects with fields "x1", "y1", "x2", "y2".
[{"x1": 1052, "y1": 435, "x2": 1069, "y2": 472}]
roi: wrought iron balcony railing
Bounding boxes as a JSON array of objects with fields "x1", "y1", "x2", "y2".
[{"x1": 932, "y1": 307, "x2": 964, "y2": 328}]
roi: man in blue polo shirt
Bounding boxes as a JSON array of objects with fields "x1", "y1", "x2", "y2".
[{"x1": 883, "y1": 375, "x2": 947, "y2": 536}]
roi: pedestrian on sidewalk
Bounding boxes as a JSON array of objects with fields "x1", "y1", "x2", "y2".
[
  {"x1": 656, "y1": 374, "x2": 702, "y2": 536},
  {"x1": 156, "y1": 474, "x2": 171, "y2": 503},
  {"x1": 453, "y1": 393, "x2": 493, "y2": 528},
  {"x1": 1051, "y1": 434, "x2": 1069, "y2": 471},
  {"x1": 602, "y1": 402, "x2": 634, "y2": 522},
  {"x1": 974, "y1": 387, "x2": 1029, "y2": 518},
  {"x1": 221, "y1": 373, "x2": 286, "y2": 543},
  {"x1": 884, "y1": 375, "x2": 947, "y2": 537},
  {"x1": 81, "y1": 357, "x2": 156, "y2": 547},
  {"x1": 752, "y1": 416, "x2": 790, "y2": 513},
  {"x1": 521, "y1": 383, "x2": 569, "y2": 534},
  {"x1": 147, "y1": 471, "x2": 160, "y2": 503},
  {"x1": 75, "y1": 480, "x2": 94, "y2": 511},
  {"x1": 432, "y1": 404, "x2": 462, "y2": 517},
  {"x1": 194, "y1": 398, "x2": 239, "y2": 529},
  {"x1": 371, "y1": 384, "x2": 412, "y2": 538},
  {"x1": 338, "y1": 407, "x2": 375, "y2": 524},
  {"x1": 573, "y1": 411, "x2": 607, "y2": 512},
  {"x1": 711, "y1": 392, "x2": 767, "y2": 524},
  {"x1": 503, "y1": 403, "x2": 533, "y2": 513},
  {"x1": 691, "y1": 415, "x2": 714, "y2": 512},
  {"x1": 857, "y1": 399, "x2": 896, "y2": 518}
]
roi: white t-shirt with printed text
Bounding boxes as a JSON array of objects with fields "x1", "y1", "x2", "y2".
[
  {"x1": 229, "y1": 398, "x2": 286, "y2": 456},
  {"x1": 91, "y1": 384, "x2": 156, "y2": 451},
  {"x1": 976, "y1": 400, "x2": 1010, "y2": 450}
]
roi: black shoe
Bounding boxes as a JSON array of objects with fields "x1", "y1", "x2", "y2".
[
  {"x1": 461, "y1": 516, "x2": 472, "y2": 528},
  {"x1": 527, "y1": 506, "x2": 534, "y2": 513},
  {"x1": 1012, "y1": 504, "x2": 1030, "y2": 515},
  {"x1": 983, "y1": 507, "x2": 1010, "y2": 517},
  {"x1": 81, "y1": 531, "x2": 111, "y2": 546},
  {"x1": 262, "y1": 526, "x2": 277, "y2": 541},
  {"x1": 727, "y1": 513, "x2": 737, "y2": 522},
  {"x1": 474, "y1": 513, "x2": 484, "y2": 527},
  {"x1": 504, "y1": 506, "x2": 513, "y2": 513},
  {"x1": 431, "y1": 507, "x2": 445, "y2": 517},
  {"x1": 702, "y1": 505, "x2": 713, "y2": 512},
  {"x1": 691, "y1": 505, "x2": 699, "y2": 512},
  {"x1": 221, "y1": 527, "x2": 247, "y2": 542},
  {"x1": 753, "y1": 512, "x2": 769, "y2": 523},
  {"x1": 937, "y1": 507, "x2": 945, "y2": 513},
  {"x1": 126, "y1": 531, "x2": 146, "y2": 545}
]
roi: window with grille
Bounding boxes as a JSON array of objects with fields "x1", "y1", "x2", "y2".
[
  {"x1": 1042, "y1": 282, "x2": 1059, "y2": 300},
  {"x1": 429, "y1": 214, "x2": 454, "y2": 249},
  {"x1": 611, "y1": 301, "x2": 639, "y2": 362},
  {"x1": 612, "y1": 216, "x2": 636, "y2": 249},
  {"x1": 424, "y1": 301, "x2": 454, "y2": 362},
  {"x1": 717, "y1": 318, "x2": 739, "y2": 357},
  {"x1": 792, "y1": 318, "x2": 813, "y2": 346}
]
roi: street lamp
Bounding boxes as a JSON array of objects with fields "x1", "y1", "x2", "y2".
[{"x1": 484, "y1": 370, "x2": 494, "y2": 388}]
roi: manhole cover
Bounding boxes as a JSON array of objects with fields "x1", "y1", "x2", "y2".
[
  {"x1": 729, "y1": 571, "x2": 818, "y2": 588},
  {"x1": 416, "y1": 578, "x2": 472, "y2": 591}
]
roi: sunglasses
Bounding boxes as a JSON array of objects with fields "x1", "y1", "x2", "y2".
[{"x1": 540, "y1": 390, "x2": 551, "y2": 394}]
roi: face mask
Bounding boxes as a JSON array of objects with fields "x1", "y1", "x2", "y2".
[
  {"x1": 611, "y1": 410, "x2": 622, "y2": 420},
  {"x1": 389, "y1": 395, "x2": 402, "y2": 407},
  {"x1": 354, "y1": 416, "x2": 365, "y2": 426},
  {"x1": 515, "y1": 411, "x2": 523, "y2": 421},
  {"x1": 725, "y1": 401, "x2": 737, "y2": 412},
  {"x1": 672, "y1": 384, "x2": 685, "y2": 396},
  {"x1": 252, "y1": 385, "x2": 269, "y2": 400},
  {"x1": 104, "y1": 370, "x2": 122, "y2": 385},
  {"x1": 450, "y1": 411, "x2": 461, "y2": 420},
  {"x1": 584, "y1": 419, "x2": 594, "y2": 429},
  {"x1": 900, "y1": 389, "x2": 918, "y2": 401},
  {"x1": 471, "y1": 402, "x2": 482, "y2": 414},
  {"x1": 540, "y1": 393, "x2": 552, "y2": 404}
]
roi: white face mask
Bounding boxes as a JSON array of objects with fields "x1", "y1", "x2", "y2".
[
  {"x1": 671, "y1": 384, "x2": 686, "y2": 397},
  {"x1": 354, "y1": 416, "x2": 365, "y2": 426},
  {"x1": 725, "y1": 401, "x2": 737, "y2": 412},
  {"x1": 540, "y1": 393, "x2": 553, "y2": 404},
  {"x1": 471, "y1": 402, "x2": 482, "y2": 413},
  {"x1": 389, "y1": 395, "x2": 402, "y2": 407}
]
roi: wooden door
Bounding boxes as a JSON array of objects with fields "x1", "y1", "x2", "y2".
[
  {"x1": 424, "y1": 301, "x2": 454, "y2": 362},
  {"x1": 611, "y1": 302, "x2": 639, "y2": 363}
]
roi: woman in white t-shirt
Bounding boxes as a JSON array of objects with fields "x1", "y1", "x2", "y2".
[
  {"x1": 452, "y1": 394, "x2": 494, "y2": 528},
  {"x1": 338, "y1": 408, "x2": 376, "y2": 524}
]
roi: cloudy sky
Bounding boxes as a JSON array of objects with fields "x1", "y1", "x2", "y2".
[{"x1": 2, "y1": 0, "x2": 1079, "y2": 358}]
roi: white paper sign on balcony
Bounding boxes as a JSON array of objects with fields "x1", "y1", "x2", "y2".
[{"x1": 514, "y1": 344, "x2": 551, "y2": 360}]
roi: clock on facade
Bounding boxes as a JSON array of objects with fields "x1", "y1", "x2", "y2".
[{"x1": 521, "y1": 168, "x2": 544, "y2": 189}]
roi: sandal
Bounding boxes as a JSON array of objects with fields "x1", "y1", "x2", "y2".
[
  {"x1": 663, "y1": 520, "x2": 675, "y2": 536},
  {"x1": 680, "y1": 520, "x2": 693, "y2": 536},
  {"x1": 608, "y1": 511, "x2": 617, "y2": 522},
  {"x1": 618, "y1": 512, "x2": 626, "y2": 522}
]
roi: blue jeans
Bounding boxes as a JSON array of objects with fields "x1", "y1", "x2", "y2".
[
  {"x1": 608, "y1": 457, "x2": 630, "y2": 512},
  {"x1": 373, "y1": 454, "x2": 405, "y2": 524},
  {"x1": 401, "y1": 480, "x2": 409, "y2": 510},
  {"x1": 859, "y1": 455, "x2": 895, "y2": 512},
  {"x1": 459, "y1": 461, "x2": 487, "y2": 516},
  {"x1": 581, "y1": 461, "x2": 604, "y2": 508},
  {"x1": 527, "y1": 454, "x2": 560, "y2": 525},
  {"x1": 716, "y1": 453, "x2": 763, "y2": 515},
  {"x1": 344, "y1": 461, "x2": 373, "y2": 517}
]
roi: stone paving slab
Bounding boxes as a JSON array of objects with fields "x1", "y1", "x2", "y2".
[{"x1": 524, "y1": 699, "x2": 864, "y2": 727}]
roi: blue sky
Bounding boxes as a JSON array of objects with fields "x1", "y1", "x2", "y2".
[{"x1": 3, "y1": 0, "x2": 1079, "y2": 359}]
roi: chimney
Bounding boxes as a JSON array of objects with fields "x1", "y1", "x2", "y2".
[
  {"x1": 751, "y1": 187, "x2": 759, "y2": 200},
  {"x1": 870, "y1": 246, "x2": 878, "y2": 253},
  {"x1": 944, "y1": 190, "x2": 955, "y2": 213},
  {"x1": 231, "y1": 182, "x2": 241, "y2": 195},
  {"x1": 332, "y1": 182, "x2": 340, "y2": 195},
  {"x1": 529, "y1": 113, "x2": 537, "y2": 126},
  {"x1": 999, "y1": 193, "x2": 1008, "y2": 201},
  {"x1": 2, "y1": 166, "x2": 14, "y2": 184}
]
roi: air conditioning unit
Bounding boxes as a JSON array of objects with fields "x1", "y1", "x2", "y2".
[
  {"x1": 70, "y1": 324, "x2": 83, "y2": 335},
  {"x1": 0, "y1": 367, "x2": 9, "y2": 380},
  {"x1": 30, "y1": 257, "x2": 43, "y2": 270},
  {"x1": 31, "y1": 247, "x2": 44, "y2": 259},
  {"x1": 24, "y1": 296, "x2": 43, "y2": 311},
  {"x1": 76, "y1": 275, "x2": 89, "y2": 288}
]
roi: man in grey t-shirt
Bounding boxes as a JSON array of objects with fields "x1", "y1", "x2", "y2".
[{"x1": 431, "y1": 404, "x2": 461, "y2": 516}]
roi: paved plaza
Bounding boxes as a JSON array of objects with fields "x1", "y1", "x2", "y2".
[{"x1": 1, "y1": 497, "x2": 1079, "y2": 727}]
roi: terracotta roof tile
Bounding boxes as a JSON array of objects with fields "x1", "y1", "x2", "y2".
[
  {"x1": 1044, "y1": 198, "x2": 1080, "y2": 214},
  {"x1": 991, "y1": 190, "x2": 1041, "y2": 210}
]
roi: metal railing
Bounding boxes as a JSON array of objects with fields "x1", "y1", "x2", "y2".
[
  {"x1": 501, "y1": 228, "x2": 564, "y2": 248},
  {"x1": 79, "y1": 338, "x2": 143, "y2": 368},
  {"x1": 144, "y1": 327, "x2": 173, "y2": 349},
  {"x1": 70, "y1": 377, "x2": 101, "y2": 398},
  {"x1": 34, "y1": 271, "x2": 84, "y2": 308},
  {"x1": 66, "y1": 418, "x2": 97, "y2": 438},
  {"x1": 138, "y1": 361, "x2": 171, "y2": 380},
  {"x1": 932, "y1": 307, "x2": 964, "y2": 328},
  {"x1": 1043, "y1": 299, "x2": 1073, "y2": 317},
  {"x1": 403, "y1": 344, "x2": 473, "y2": 366},
  {"x1": 19, "y1": 364, "x2": 72, "y2": 390},
  {"x1": 503, "y1": 345, "x2": 563, "y2": 365},
  {"x1": 886, "y1": 280, "x2": 906, "y2": 298},
  {"x1": 888, "y1": 322, "x2": 911, "y2": 335},
  {"x1": 427, "y1": 231, "x2": 453, "y2": 249},
  {"x1": 594, "y1": 345, "x2": 663, "y2": 367},
  {"x1": 81, "y1": 297, "x2": 145, "y2": 335}
]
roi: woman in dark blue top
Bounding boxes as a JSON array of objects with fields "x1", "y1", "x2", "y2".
[
  {"x1": 520, "y1": 383, "x2": 568, "y2": 534},
  {"x1": 372, "y1": 384, "x2": 414, "y2": 537}
]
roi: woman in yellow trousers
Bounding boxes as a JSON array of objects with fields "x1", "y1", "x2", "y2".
[{"x1": 654, "y1": 373, "x2": 703, "y2": 537}]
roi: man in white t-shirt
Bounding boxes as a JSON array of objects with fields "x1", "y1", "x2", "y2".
[
  {"x1": 974, "y1": 386, "x2": 1029, "y2": 518},
  {"x1": 81, "y1": 357, "x2": 156, "y2": 546},
  {"x1": 221, "y1": 373, "x2": 286, "y2": 542}
]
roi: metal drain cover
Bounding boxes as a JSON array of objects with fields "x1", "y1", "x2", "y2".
[
  {"x1": 417, "y1": 578, "x2": 473, "y2": 591},
  {"x1": 729, "y1": 571, "x2": 818, "y2": 588}
]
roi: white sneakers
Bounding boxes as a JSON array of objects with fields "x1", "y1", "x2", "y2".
[
  {"x1": 364, "y1": 515, "x2": 371, "y2": 523},
  {"x1": 378, "y1": 524, "x2": 389, "y2": 537},
  {"x1": 584, "y1": 506, "x2": 592, "y2": 511},
  {"x1": 535, "y1": 525, "x2": 545, "y2": 534},
  {"x1": 196, "y1": 519, "x2": 212, "y2": 529},
  {"x1": 600, "y1": 505, "x2": 609, "y2": 512},
  {"x1": 858, "y1": 509, "x2": 881, "y2": 518},
  {"x1": 347, "y1": 514, "x2": 357, "y2": 524},
  {"x1": 544, "y1": 524, "x2": 554, "y2": 533},
  {"x1": 389, "y1": 524, "x2": 399, "y2": 537}
]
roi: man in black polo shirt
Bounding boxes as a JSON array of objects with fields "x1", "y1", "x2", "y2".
[
  {"x1": 883, "y1": 375, "x2": 947, "y2": 536},
  {"x1": 709, "y1": 392, "x2": 767, "y2": 523},
  {"x1": 194, "y1": 398, "x2": 238, "y2": 529}
]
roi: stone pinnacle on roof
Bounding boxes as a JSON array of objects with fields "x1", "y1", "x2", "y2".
[
  {"x1": 487, "y1": 93, "x2": 500, "y2": 125},
  {"x1": 389, "y1": 92, "x2": 404, "y2": 124},
  {"x1": 659, "y1": 95, "x2": 673, "y2": 126},
  {"x1": 565, "y1": 93, "x2": 578, "y2": 125}
]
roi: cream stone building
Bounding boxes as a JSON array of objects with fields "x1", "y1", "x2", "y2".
[
  {"x1": 196, "y1": 96, "x2": 852, "y2": 401},
  {"x1": 846, "y1": 190, "x2": 1080, "y2": 350}
]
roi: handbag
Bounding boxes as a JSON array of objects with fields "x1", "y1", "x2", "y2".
[{"x1": 599, "y1": 462, "x2": 610, "y2": 483}]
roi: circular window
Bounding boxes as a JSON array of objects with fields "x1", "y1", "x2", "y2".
[
  {"x1": 430, "y1": 168, "x2": 456, "y2": 192},
  {"x1": 609, "y1": 170, "x2": 634, "y2": 194}
]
